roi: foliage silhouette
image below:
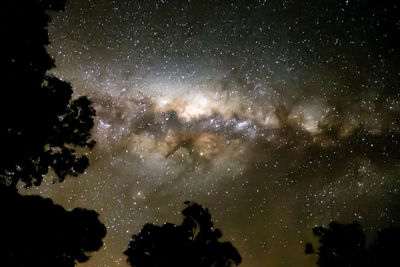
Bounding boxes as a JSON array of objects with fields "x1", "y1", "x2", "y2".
[
  {"x1": 0, "y1": 184, "x2": 107, "y2": 267},
  {"x1": 0, "y1": 1, "x2": 106, "y2": 266},
  {"x1": 1, "y1": 0, "x2": 95, "y2": 188},
  {"x1": 306, "y1": 221, "x2": 400, "y2": 267},
  {"x1": 124, "y1": 201, "x2": 242, "y2": 267},
  {"x1": 368, "y1": 226, "x2": 400, "y2": 267}
]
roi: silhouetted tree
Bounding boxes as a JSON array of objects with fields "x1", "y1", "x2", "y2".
[
  {"x1": 124, "y1": 201, "x2": 242, "y2": 267},
  {"x1": 367, "y1": 227, "x2": 400, "y2": 267},
  {"x1": 306, "y1": 221, "x2": 400, "y2": 267},
  {"x1": 0, "y1": 1, "x2": 106, "y2": 266},
  {"x1": 306, "y1": 222, "x2": 367, "y2": 267},
  {"x1": 0, "y1": 184, "x2": 107, "y2": 267},
  {"x1": 1, "y1": 0, "x2": 95, "y2": 188}
]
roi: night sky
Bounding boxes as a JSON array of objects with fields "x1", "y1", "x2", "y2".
[{"x1": 20, "y1": 1, "x2": 400, "y2": 266}]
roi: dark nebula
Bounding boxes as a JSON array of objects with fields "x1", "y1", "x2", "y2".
[{"x1": 19, "y1": 1, "x2": 400, "y2": 266}]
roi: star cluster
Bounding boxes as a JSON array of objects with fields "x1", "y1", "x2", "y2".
[{"x1": 21, "y1": 1, "x2": 400, "y2": 266}]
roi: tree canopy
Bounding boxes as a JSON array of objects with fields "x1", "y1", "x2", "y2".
[
  {"x1": 306, "y1": 221, "x2": 400, "y2": 267},
  {"x1": 0, "y1": 184, "x2": 107, "y2": 267},
  {"x1": 124, "y1": 201, "x2": 242, "y2": 267},
  {"x1": 0, "y1": 1, "x2": 106, "y2": 266},
  {"x1": 1, "y1": 0, "x2": 95, "y2": 188}
]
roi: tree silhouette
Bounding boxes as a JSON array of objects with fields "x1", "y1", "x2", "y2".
[
  {"x1": 1, "y1": 0, "x2": 95, "y2": 188},
  {"x1": 306, "y1": 221, "x2": 400, "y2": 267},
  {"x1": 0, "y1": 1, "x2": 106, "y2": 266},
  {"x1": 0, "y1": 184, "x2": 107, "y2": 267},
  {"x1": 124, "y1": 201, "x2": 242, "y2": 267},
  {"x1": 364, "y1": 226, "x2": 400, "y2": 267}
]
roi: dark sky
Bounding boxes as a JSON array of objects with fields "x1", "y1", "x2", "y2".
[{"x1": 21, "y1": 1, "x2": 400, "y2": 266}]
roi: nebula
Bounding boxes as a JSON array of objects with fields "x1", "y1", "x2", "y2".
[{"x1": 20, "y1": 1, "x2": 400, "y2": 266}]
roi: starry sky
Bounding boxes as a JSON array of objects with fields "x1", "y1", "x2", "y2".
[{"x1": 20, "y1": 0, "x2": 400, "y2": 266}]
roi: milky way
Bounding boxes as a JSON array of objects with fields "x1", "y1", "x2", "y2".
[{"x1": 20, "y1": 1, "x2": 400, "y2": 266}]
